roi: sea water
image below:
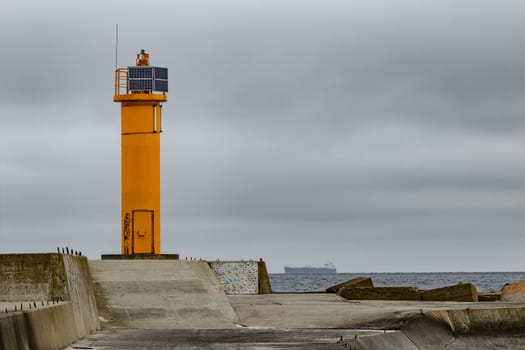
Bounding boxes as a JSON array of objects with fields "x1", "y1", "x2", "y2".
[{"x1": 269, "y1": 272, "x2": 525, "y2": 293}]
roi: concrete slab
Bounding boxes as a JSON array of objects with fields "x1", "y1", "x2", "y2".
[
  {"x1": 229, "y1": 293, "x2": 525, "y2": 329},
  {"x1": 72, "y1": 288, "x2": 525, "y2": 349},
  {"x1": 230, "y1": 293, "x2": 418, "y2": 329},
  {"x1": 400, "y1": 314, "x2": 455, "y2": 350},
  {"x1": 420, "y1": 283, "x2": 478, "y2": 302},
  {"x1": 89, "y1": 260, "x2": 239, "y2": 329},
  {"x1": 338, "y1": 286, "x2": 421, "y2": 301},
  {"x1": 345, "y1": 331, "x2": 420, "y2": 350},
  {"x1": 343, "y1": 311, "x2": 525, "y2": 350},
  {"x1": 68, "y1": 328, "x2": 380, "y2": 349},
  {"x1": 326, "y1": 276, "x2": 373, "y2": 293}
]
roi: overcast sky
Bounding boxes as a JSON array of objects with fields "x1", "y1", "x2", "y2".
[{"x1": 1, "y1": 0, "x2": 525, "y2": 272}]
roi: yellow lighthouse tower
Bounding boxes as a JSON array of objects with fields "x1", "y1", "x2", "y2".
[{"x1": 113, "y1": 50, "x2": 168, "y2": 255}]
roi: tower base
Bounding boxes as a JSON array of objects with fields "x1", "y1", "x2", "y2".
[{"x1": 101, "y1": 254, "x2": 179, "y2": 260}]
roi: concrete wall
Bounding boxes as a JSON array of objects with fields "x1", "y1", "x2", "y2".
[
  {"x1": 208, "y1": 261, "x2": 259, "y2": 294},
  {"x1": 0, "y1": 254, "x2": 66, "y2": 302},
  {"x1": 208, "y1": 260, "x2": 272, "y2": 295},
  {"x1": 0, "y1": 303, "x2": 78, "y2": 350},
  {"x1": 0, "y1": 253, "x2": 99, "y2": 349},
  {"x1": 62, "y1": 254, "x2": 99, "y2": 336}
]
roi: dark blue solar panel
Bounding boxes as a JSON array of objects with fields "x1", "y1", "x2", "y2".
[
  {"x1": 129, "y1": 79, "x2": 153, "y2": 91},
  {"x1": 154, "y1": 67, "x2": 168, "y2": 80},
  {"x1": 128, "y1": 67, "x2": 153, "y2": 79},
  {"x1": 154, "y1": 80, "x2": 168, "y2": 92},
  {"x1": 127, "y1": 66, "x2": 168, "y2": 93}
]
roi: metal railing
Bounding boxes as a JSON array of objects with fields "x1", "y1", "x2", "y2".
[{"x1": 114, "y1": 68, "x2": 128, "y2": 96}]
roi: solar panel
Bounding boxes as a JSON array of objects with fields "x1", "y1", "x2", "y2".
[
  {"x1": 129, "y1": 79, "x2": 153, "y2": 91},
  {"x1": 127, "y1": 66, "x2": 168, "y2": 93},
  {"x1": 128, "y1": 67, "x2": 153, "y2": 79},
  {"x1": 154, "y1": 80, "x2": 168, "y2": 92},
  {"x1": 154, "y1": 67, "x2": 168, "y2": 80}
]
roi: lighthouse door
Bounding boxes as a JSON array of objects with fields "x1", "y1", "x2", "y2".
[{"x1": 131, "y1": 209, "x2": 154, "y2": 254}]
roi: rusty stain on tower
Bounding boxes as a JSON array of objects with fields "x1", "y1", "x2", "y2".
[{"x1": 113, "y1": 50, "x2": 168, "y2": 255}]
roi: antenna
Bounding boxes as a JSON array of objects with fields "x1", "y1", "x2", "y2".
[{"x1": 115, "y1": 24, "x2": 119, "y2": 70}]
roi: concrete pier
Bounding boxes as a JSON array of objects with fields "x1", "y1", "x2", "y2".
[
  {"x1": 78, "y1": 261, "x2": 525, "y2": 349},
  {"x1": 3, "y1": 254, "x2": 525, "y2": 349}
]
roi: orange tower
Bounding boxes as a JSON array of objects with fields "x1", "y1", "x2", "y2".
[{"x1": 113, "y1": 50, "x2": 168, "y2": 254}]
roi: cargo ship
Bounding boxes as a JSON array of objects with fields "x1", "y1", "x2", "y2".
[{"x1": 284, "y1": 263, "x2": 336, "y2": 274}]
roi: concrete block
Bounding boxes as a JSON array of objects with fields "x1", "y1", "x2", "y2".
[
  {"x1": 501, "y1": 280, "x2": 525, "y2": 303},
  {"x1": 338, "y1": 286, "x2": 420, "y2": 301},
  {"x1": 478, "y1": 292, "x2": 501, "y2": 302},
  {"x1": 258, "y1": 260, "x2": 272, "y2": 294},
  {"x1": 326, "y1": 276, "x2": 373, "y2": 293},
  {"x1": 420, "y1": 283, "x2": 478, "y2": 302}
]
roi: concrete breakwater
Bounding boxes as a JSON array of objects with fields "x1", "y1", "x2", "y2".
[
  {"x1": 2, "y1": 253, "x2": 525, "y2": 349},
  {"x1": 328, "y1": 276, "x2": 483, "y2": 302},
  {"x1": 271, "y1": 271, "x2": 525, "y2": 293}
]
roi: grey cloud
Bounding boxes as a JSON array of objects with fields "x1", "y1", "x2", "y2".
[
  {"x1": 160, "y1": 121, "x2": 525, "y2": 221},
  {"x1": 1, "y1": 0, "x2": 524, "y2": 271}
]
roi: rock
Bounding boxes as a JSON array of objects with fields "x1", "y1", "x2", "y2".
[
  {"x1": 501, "y1": 280, "x2": 525, "y2": 303},
  {"x1": 326, "y1": 277, "x2": 373, "y2": 293},
  {"x1": 420, "y1": 283, "x2": 478, "y2": 302},
  {"x1": 338, "y1": 287, "x2": 421, "y2": 301}
]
